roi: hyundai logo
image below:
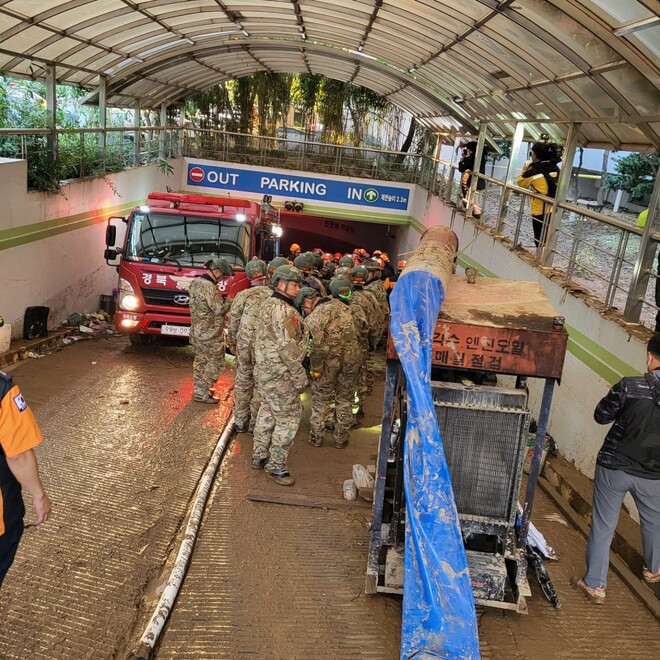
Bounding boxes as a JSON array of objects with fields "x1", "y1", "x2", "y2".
[{"x1": 173, "y1": 294, "x2": 190, "y2": 305}]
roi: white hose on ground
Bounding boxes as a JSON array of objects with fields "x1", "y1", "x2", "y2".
[{"x1": 128, "y1": 415, "x2": 235, "y2": 660}]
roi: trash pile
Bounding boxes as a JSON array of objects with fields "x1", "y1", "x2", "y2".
[
  {"x1": 64, "y1": 310, "x2": 116, "y2": 336},
  {"x1": 343, "y1": 463, "x2": 376, "y2": 502}
]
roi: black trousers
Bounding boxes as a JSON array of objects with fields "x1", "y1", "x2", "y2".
[
  {"x1": 0, "y1": 522, "x2": 24, "y2": 587},
  {"x1": 531, "y1": 214, "x2": 546, "y2": 247}
]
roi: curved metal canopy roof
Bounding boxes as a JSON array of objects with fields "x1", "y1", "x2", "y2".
[{"x1": 0, "y1": 1, "x2": 658, "y2": 150}]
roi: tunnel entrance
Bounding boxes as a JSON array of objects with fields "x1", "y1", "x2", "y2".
[{"x1": 279, "y1": 212, "x2": 400, "y2": 257}]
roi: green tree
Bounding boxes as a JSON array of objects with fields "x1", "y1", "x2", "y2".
[
  {"x1": 485, "y1": 139, "x2": 511, "y2": 177},
  {"x1": 604, "y1": 152, "x2": 659, "y2": 199},
  {"x1": 292, "y1": 73, "x2": 322, "y2": 139},
  {"x1": 345, "y1": 86, "x2": 391, "y2": 147},
  {"x1": 317, "y1": 78, "x2": 348, "y2": 143}
]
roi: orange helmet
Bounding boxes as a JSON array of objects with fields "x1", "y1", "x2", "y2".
[
  {"x1": 372, "y1": 250, "x2": 382, "y2": 257},
  {"x1": 289, "y1": 243, "x2": 301, "y2": 254},
  {"x1": 322, "y1": 252, "x2": 334, "y2": 263},
  {"x1": 398, "y1": 260, "x2": 406, "y2": 270},
  {"x1": 381, "y1": 252, "x2": 389, "y2": 262},
  {"x1": 334, "y1": 252, "x2": 342, "y2": 261}
]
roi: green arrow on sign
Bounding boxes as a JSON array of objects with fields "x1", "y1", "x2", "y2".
[{"x1": 364, "y1": 188, "x2": 379, "y2": 203}]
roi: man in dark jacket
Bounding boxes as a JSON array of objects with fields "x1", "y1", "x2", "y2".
[
  {"x1": 457, "y1": 140, "x2": 487, "y2": 215},
  {"x1": 578, "y1": 333, "x2": 660, "y2": 604}
]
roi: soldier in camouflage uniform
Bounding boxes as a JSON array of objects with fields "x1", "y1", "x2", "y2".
[
  {"x1": 364, "y1": 258, "x2": 390, "y2": 345},
  {"x1": 227, "y1": 259, "x2": 271, "y2": 432},
  {"x1": 295, "y1": 282, "x2": 362, "y2": 449},
  {"x1": 295, "y1": 252, "x2": 327, "y2": 297},
  {"x1": 352, "y1": 266, "x2": 383, "y2": 406},
  {"x1": 188, "y1": 258, "x2": 233, "y2": 403},
  {"x1": 252, "y1": 265, "x2": 308, "y2": 486}
]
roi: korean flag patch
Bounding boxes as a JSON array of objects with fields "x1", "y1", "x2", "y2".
[{"x1": 13, "y1": 393, "x2": 28, "y2": 412}]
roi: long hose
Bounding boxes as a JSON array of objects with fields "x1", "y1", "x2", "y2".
[{"x1": 128, "y1": 415, "x2": 235, "y2": 660}]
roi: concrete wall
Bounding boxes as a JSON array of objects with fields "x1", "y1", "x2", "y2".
[{"x1": 0, "y1": 157, "x2": 183, "y2": 337}]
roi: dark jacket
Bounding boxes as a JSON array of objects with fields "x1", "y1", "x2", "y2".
[
  {"x1": 595, "y1": 368, "x2": 660, "y2": 479},
  {"x1": 457, "y1": 148, "x2": 487, "y2": 191}
]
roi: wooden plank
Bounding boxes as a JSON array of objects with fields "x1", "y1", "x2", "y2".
[{"x1": 247, "y1": 490, "x2": 372, "y2": 511}]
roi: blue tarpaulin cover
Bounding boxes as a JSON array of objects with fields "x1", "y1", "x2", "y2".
[{"x1": 390, "y1": 268, "x2": 480, "y2": 660}]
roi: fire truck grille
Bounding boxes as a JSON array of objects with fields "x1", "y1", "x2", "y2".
[
  {"x1": 141, "y1": 287, "x2": 190, "y2": 308},
  {"x1": 431, "y1": 382, "x2": 529, "y2": 524}
]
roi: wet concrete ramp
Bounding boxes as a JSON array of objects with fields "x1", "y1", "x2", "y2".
[{"x1": 156, "y1": 416, "x2": 401, "y2": 658}]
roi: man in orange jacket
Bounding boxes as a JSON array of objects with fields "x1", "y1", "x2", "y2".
[{"x1": 0, "y1": 371, "x2": 51, "y2": 587}]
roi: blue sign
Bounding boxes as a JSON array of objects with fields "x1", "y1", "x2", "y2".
[{"x1": 186, "y1": 162, "x2": 411, "y2": 211}]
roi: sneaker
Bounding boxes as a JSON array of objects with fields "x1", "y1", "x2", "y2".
[
  {"x1": 193, "y1": 393, "x2": 220, "y2": 404},
  {"x1": 643, "y1": 566, "x2": 660, "y2": 583},
  {"x1": 251, "y1": 456, "x2": 268, "y2": 470},
  {"x1": 576, "y1": 578, "x2": 605, "y2": 604},
  {"x1": 266, "y1": 469, "x2": 295, "y2": 486}
]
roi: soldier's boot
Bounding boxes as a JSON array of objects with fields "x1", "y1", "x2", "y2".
[
  {"x1": 266, "y1": 469, "x2": 296, "y2": 486},
  {"x1": 194, "y1": 392, "x2": 220, "y2": 404},
  {"x1": 308, "y1": 430, "x2": 324, "y2": 447},
  {"x1": 334, "y1": 435, "x2": 349, "y2": 449},
  {"x1": 251, "y1": 456, "x2": 268, "y2": 469},
  {"x1": 235, "y1": 418, "x2": 250, "y2": 433}
]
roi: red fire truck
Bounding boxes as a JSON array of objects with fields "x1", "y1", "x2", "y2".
[{"x1": 104, "y1": 191, "x2": 281, "y2": 344}]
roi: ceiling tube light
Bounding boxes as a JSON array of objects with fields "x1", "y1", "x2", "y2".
[
  {"x1": 191, "y1": 30, "x2": 243, "y2": 40},
  {"x1": 349, "y1": 50, "x2": 377, "y2": 61},
  {"x1": 241, "y1": 29, "x2": 250, "y2": 37}
]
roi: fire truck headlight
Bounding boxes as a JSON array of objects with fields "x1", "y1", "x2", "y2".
[
  {"x1": 236, "y1": 213, "x2": 247, "y2": 222},
  {"x1": 120, "y1": 318, "x2": 140, "y2": 328},
  {"x1": 272, "y1": 225, "x2": 283, "y2": 237},
  {"x1": 119, "y1": 293, "x2": 140, "y2": 311}
]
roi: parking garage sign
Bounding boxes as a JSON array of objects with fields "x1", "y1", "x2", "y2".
[{"x1": 185, "y1": 161, "x2": 411, "y2": 212}]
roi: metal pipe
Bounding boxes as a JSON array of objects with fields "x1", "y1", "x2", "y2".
[{"x1": 128, "y1": 416, "x2": 235, "y2": 660}]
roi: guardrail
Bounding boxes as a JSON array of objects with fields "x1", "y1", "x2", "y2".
[
  {"x1": 460, "y1": 171, "x2": 659, "y2": 332},
  {"x1": 0, "y1": 124, "x2": 657, "y2": 331}
]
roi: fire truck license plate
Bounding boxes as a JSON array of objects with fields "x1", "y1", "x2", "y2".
[{"x1": 161, "y1": 324, "x2": 190, "y2": 337}]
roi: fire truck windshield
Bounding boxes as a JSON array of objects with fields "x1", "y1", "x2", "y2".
[{"x1": 125, "y1": 211, "x2": 251, "y2": 267}]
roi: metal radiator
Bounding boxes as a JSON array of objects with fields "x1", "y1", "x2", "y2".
[{"x1": 431, "y1": 381, "x2": 530, "y2": 527}]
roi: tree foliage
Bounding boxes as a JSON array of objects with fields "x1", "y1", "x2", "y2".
[{"x1": 604, "y1": 152, "x2": 659, "y2": 199}]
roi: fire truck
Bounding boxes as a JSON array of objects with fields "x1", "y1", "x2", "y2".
[{"x1": 104, "y1": 191, "x2": 282, "y2": 344}]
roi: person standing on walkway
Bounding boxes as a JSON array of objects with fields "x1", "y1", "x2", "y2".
[
  {"x1": 578, "y1": 333, "x2": 660, "y2": 603},
  {"x1": 188, "y1": 258, "x2": 233, "y2": 404},
  {"x1": 227, "y1": 259, "x2": 271, "y2": 432},
  {"x1": 251, "y1": 265, "x2": 308, "y2": 486},
  {"x1": 0, "y1": 372, "x2": 51, "y2": 587},
  {"x1": 517, "y1": 142, "x2": 561, "y2": 248}
]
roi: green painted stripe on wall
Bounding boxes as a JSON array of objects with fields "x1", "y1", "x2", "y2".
[
  {"x1": 455, "y1": 253, "x2": 638, "y2": 383},
  {"x1": 0, "y1": 200, "x2": 135, "y2": 243}
]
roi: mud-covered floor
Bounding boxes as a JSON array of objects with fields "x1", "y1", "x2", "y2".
[{"x1": 1, "y1": 335, "x2": 658, "y2": 659}]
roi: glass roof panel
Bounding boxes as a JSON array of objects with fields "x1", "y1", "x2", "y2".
[
  {"x1": 574, "y1": 0, "x2": 652, "y2": 28},
  {"x1": 516, "y1": 0, "x2": 620, "y2": 67},
  {"x1": 630, "y1": 26, "x2": 660, "y2": 61},
  {"x1": 601, "y1": 66, "x2": 660, "y2": 116}
]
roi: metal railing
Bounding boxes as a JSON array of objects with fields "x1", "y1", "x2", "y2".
[
  {"x1": 460, "y1": 171, "x2": 659, "y2": 331},
  {"x1": 0, "y1": 123, "x2": 657, "y2": 331}
]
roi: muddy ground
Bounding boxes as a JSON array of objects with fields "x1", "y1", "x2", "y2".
[{"x1": 0, "y1": 334, "x2": 658, "y2": 659}]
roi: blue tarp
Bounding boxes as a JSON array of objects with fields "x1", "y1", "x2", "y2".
[{"x1": 390, "y1": 269, "x2": 480, "y2": 660}]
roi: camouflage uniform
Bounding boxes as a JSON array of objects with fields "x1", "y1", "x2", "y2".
[
  {"x1": 252, "y1": 291, "x2": 309, "y2": 473},
  {"x1": 188, "y1": 274, "x2": 231, "y2": 398},
  {"x1": 366, "y1": 278, "x2": 390, "y2": 344},
  {"x1": 227, "y1": 283, "x2": 272, "y2": 429},
  {"x1": 305, "y1": 298, "x2": 362, "y2": 446},
  {"x1": 352, "y1": 287, "x2": 382, "y2": 399},
  {"x1": 307, "y1": 271, "x2": 327, "y2": 297}
]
